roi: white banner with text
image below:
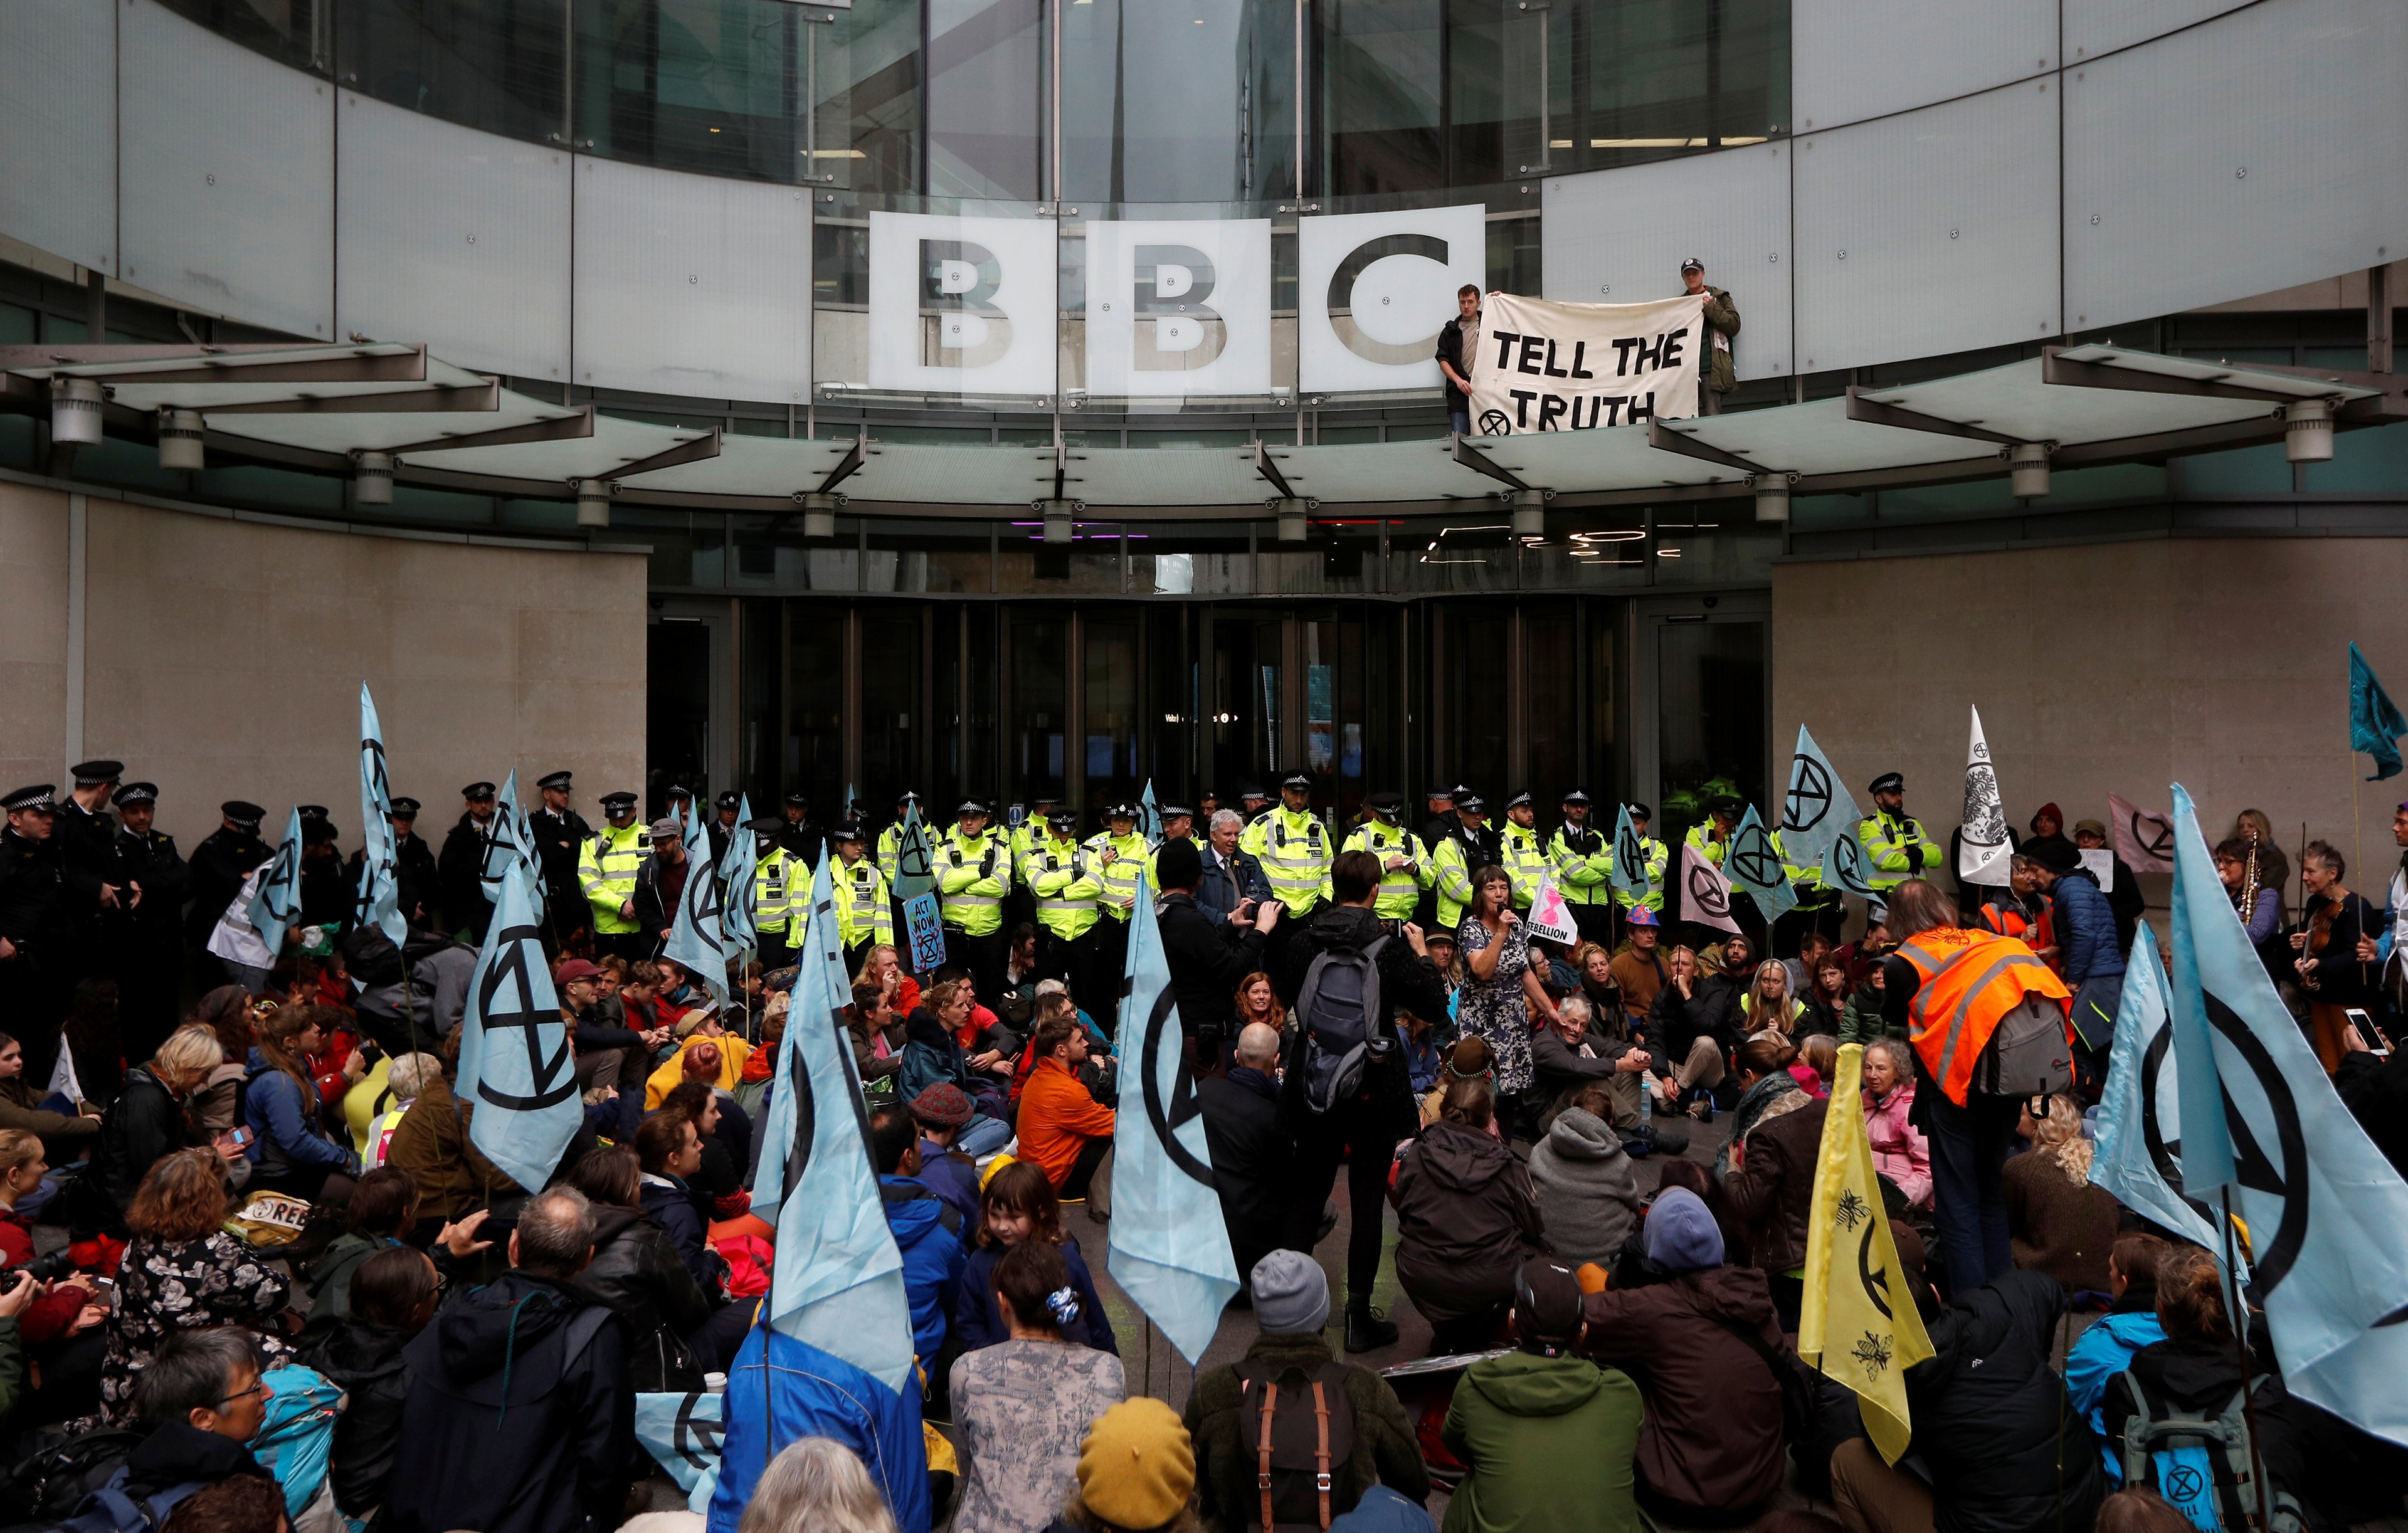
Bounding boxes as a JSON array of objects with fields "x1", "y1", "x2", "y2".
[{"x1": 1467, "y1": 292, "x2": 1705, "y2": 434}]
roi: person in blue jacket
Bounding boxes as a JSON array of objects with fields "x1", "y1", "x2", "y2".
[
  {"x1": 244, "y1": 1006, "x2": 361, "y2": 1203},
  {"x1": 869, "y1": 1106, "x2": 967, "y2": 1376},
  {"x1": 709, "y1": 1322, "x2": 932, "y2": 1533},
  {"x1": 2062, "y1": 1231, "x2": 2169, "y2": 1482},
  {"x1": 951, "y1": 1160, "x2": 1119, "y2": 1356},
  {"x1": 2024, "y1": 841, "x2": 2126, "y2": 1078}
]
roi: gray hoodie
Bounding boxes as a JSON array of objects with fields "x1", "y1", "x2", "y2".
[{"x1": 1528, "y1": 1107, "x2": 1643, "y2": 1268}]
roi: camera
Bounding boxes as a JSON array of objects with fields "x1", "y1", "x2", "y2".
[{"x1": 14, "y1": 1249, "x2": 78, "y2": 1285}]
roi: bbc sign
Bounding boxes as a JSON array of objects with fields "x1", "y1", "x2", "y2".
[{"x1": 865, "y1": 206, "x2": 1486, "y2": 398}]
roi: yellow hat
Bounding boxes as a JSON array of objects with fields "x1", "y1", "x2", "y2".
[
  {"x1": 1075, "y1": 1398, "x2": 1195, "y2": 1529},
  {"x1": 977, "y1": 1152, "x2": 1017, "y2": 1189}
]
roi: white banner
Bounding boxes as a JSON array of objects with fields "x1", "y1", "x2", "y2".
[
  {"x1": 1084, "y1": 219, "x2": 1272, "y2": 399},
  {"x1": 1466, "y1": 292, "x2": 1704, "y2": 435},
  {"x1": 1958, "y1": 704, "x2": 2012, "y2": 887},
  {"x1": 867, "y1": 212, "x2": 1058, "y2": 396},
  {"x1": 1524, "y1": 871, "x2": 1580, "y2": 947},
  {"x1": 1299, "y1": 205, "x2": 1487, "y2": 396}
]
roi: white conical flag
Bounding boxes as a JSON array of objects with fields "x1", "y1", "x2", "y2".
[{"x1": 1957, "y1": 705, "x2": 2012, "y2": 887}]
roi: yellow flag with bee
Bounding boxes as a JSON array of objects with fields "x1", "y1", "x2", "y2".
[{"x1": 1799, "y1": 1043, "x2": 1936, "y2": 1463}]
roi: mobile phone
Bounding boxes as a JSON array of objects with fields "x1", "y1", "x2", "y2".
[
  {"x1": 221, "y1": 1125, "x2": 255, "y2": 1151},
  {"x1": 2344, "y1": 1007, "x2": 2390, "y2": 1055}
]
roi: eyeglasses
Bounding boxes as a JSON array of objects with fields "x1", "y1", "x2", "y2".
[{"x1": 214, "y1": 1378, "x2": 267, "y2": 1408}]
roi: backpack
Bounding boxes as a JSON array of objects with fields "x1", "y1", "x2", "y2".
[
  {"x1": 1233, "y1": 1358, "x2": 1359, "y2": 1532},
  {"x1": 1970, "y1": 991, "x2": 2074, "y2": 1101},
  {"x1": 45, "y1": 1468, "x2": 206, "y2": 1533},
  {"x1": 249, "y1": 1366, "x2": 343, "y2": 1519},
  {"x1": 1294, "y1": 937, "x2": 1389, "y2": 1115},
  {"x1": 0, "y1": 1430, "x2": 144, "y2": 1527},
  {"x1": 2115, "y1": 1370, "x2": 2303, "y2": 1533}
]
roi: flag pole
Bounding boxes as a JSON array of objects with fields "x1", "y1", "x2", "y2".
[
  {"x1": 2352, "y1": 752, "x2": 2369, "y2": 987},
  {"x1": 2217, "y1": 1188, "x2": 2273, "y2": 1531}
]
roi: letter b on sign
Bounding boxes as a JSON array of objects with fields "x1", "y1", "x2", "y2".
[{"x1": 1135, "y1": 245, "x2": 1225, "y2": 369}]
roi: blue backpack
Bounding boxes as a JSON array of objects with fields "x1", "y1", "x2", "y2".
[
  {"x1": 248, "y1": 1366, "x2": 344, "y2": 1519},
  {"x1": 50, "y1": 1471, "x2": 206, "y2": 1533}
]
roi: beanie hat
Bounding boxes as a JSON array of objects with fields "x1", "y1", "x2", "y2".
[
  {"x1": 1644, "y1": 1188, "x2": 1726, "y2": 1272},
  {"x1": 1155, "y1": 837, "x2": 1203, "y2": 891},
  {"x1": 1514, "y1": 1258, "x2": 1585, "y2": 1349},
  {"x1": 1076, "y1": 1398, "x2": 1196, "y2": 1529},
  {"x1": 2027, "y1": 837, "x2": 2081, "y2": 875},
  {"x1": 1249, "y1": 1250, "x2": 1330, "y2": 1336}
]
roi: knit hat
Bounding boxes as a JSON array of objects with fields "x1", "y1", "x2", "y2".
[
  {"x1": 1514, "y1": 1258, "x2": 1585, "y2": 1349},
  {"x1": 2027, "y1": 838, "x2": 2081, "y2": 875},
  {"x1": 1075, "y1": 1399, "x2": 1196, "y2": 1530},
  {"x1": 2030, "y1": 801, "x2": 2063, "y2": 833},
  {"x1": 909, "y1": 1083, "x2": 974, "y2": 1129},
  {"x1": 1156, "y1": 837, "x2": 1203, "y2": 891},
  {"x1": 1249, "y1": 1250, "x2": 1329, "y2": 1336},
  {"x1": 1644, "y1": 1188, "x2": 1725, "y2": 1272}
]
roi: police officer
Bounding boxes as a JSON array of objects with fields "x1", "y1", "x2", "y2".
[
  {"x1": 1237, "y1": 784, "x2": 1273, "y2": 826},
  {"x1": 747, "y1": 816, "x2": 801, "y2": 971},
  {"x1": 110, "y1": 781, "x2": 189, "y2": 1061},
  {"x1": 55, "y1": 759, "x2": 124, "y2": 989},
  {"x1": 1027, "y1": 807, "x2": 1102, "y2": 1004},
  {"x1": 878, "y1": 790, "x2": 925, "y2": 969},
  {"x1": 1415, "y1": 786, "x2": 1457, "y2": 929},
  {"x1": 1240, "y1": 772, "x2": 1335, "y2": 920},
  {"x1": 296, "y1": 808, "x2": 349, "y2": 930},
  {"x1": 778, "y1": 791, "x2": 825, "y2": 875},
  {"x1": 828, "y1": 820, "x2": 894, "y2": 975},
  {"x1": 529, "y1": 771, "x2": 594, "y2": 951},
  {"x1": 663, "y1": 782, "x2": 696, "y2": 828},
  {"x1": 709, "y1": 791, "x2": 743, "y2": 867},
  {"x1": 1858, "y1": 772, "x2": 1940, "y2": 905},
  {"x1": 187, "y1": 800, "x2": 270, "y2": 984},
  {"x1": 936, "y1": 798, "x2": 1012, "y2": 1005},
  {"x1": 439, "y1": 782, "x2": 500, "y2": 943},
  {"x1": 1343, "y1": 793, "x2": 1432, "y2": 922},
  {"x1": 1773, "y1": 826, "x2": 1844, "y2": 956},
  {"x1": 580, "y1": 791, "x2": 651, "y2": 961},
  {"x1": 1087, "y1": 802, "x2": 1152, "y2": 1016},
  {"x1": 391, "y1": 799, "x2": 441, "y2": 931},
  {"x1": 1498, "y1": 791, "x2": 1550, "y2": 912},
  {"x1": 1009, "y1": 788, "x2": 1060, "y2": 935},
  {"x1": 0, "y1": 786, "x2": 69, "y2": 1080},
  {"x1": 1430, "y1": 790, "x2": 1499, "y2": 934},
  {"x1": 1548, "y1": 789, "x2": 1614, "y2": 947},
  {"x1": 1143, "y1": 802, "x2": 1197, "y2": 890},
  {"x1": 1614, "y1": 803, "x2": 1669, "y2": 919}
]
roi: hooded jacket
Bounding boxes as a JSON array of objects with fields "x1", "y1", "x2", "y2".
[
  {"x1": 121, "y1": 1420, "x2": 275, "y2": 1499},
  {"x1": 579, "y1": 1203, "x2": 715, "y2": 1391},
  {"x1": 1579, "y1": 1265, "x2": 1789, "y2": 1513},
  {"x1": 639, "y1": 1173, "x2": 719, "y2": 1295},
  {"x1": 1390, "y1": 1119, "x2": 1545, "y2": 1322},
  {"x1": 1272, "y1": 903, "x2": 1453, "y2": 1142},
  {"x1": 1440, "y1": 1351, "x2": 1644, "y2": 1533},
  {"x1": 385, "y1": 1270, "x2": 633, "y2": 1533},
  {"x1": 1904, "y1": 1270, "x2": 2106, "y2": 1533},
  {"x1": 1526, "y1": 1107, "x2": 1642, "y2": 1269},
  {"x1": 1721, "y1": 1092, "x2": 1829, "y2": 1276},
  {"x1": 2062, "y1": 1296, "x2": 2165, "y2": 1482},
  {"x1": 1864, "y1": 1081, "x2": 1931, "y2": 1208},
  {"x1": 709, "y1": 1324, "x2": 931, "y2": 1533},
  {"x1": 879, "y1": 1176, "x2": 966, "y2": 1364},
  {"x1": 296, "y1": 1315, "x2": 417, "y2": 1515},
  {"x1": 2051, "y1": 868, "x2": 2125, "y2": 986},
  {"x1": 895, "y1": 1006, "x2": 976, "y2": 1104},
  {"x1": 92, "y1": 1066, "x2": 194, "y2": 1223}
]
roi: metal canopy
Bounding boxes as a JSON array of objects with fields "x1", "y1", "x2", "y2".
[{"x1": 7, "y1": 342, "x2": 2399, "y2": 520}]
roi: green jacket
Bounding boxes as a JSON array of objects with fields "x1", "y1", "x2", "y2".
[
  {"x1": 1441, "y1": 1350, "x2": 1644, "y2": 1533},
  {"x1": 1185, "y1": 1332, "x2": 1432, "y2": 1533},
  {"x1": 1701, "y1": 284, "x2": 1740, "y2": 393},
  {"x1": 1838, "y1": 984, "x2": 1907, "y2": 1045}
]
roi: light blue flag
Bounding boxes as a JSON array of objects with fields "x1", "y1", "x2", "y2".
[
  {"x1": 1137, "y1": 780, "x2": 1165, "y2": 849},
  {"x1": 1822, "y1": 831, "x2": 1881, "y2": 901},
  {"x1": 1724, "y1": 805, "x2": 1798, "y2": 919},
  {"x1": 457, "y1": 865, "x2": 581, "y2": 1194},
  {"x1": 354, "y1": 684, "x2": 406, "y2": 947},
  {"x1": 2089, "y1": 921, "x2": 2225, "y2": 1255},
  {"x1": 1609, "y1": 804, "x2": 1652, "y2": 897},
  {"x1": 1780, "y1": 724, "x2": 1863, "y2": 875},
  {"x1": 665, "y1": 808, "x2": 728, "y2": 999},
  {"x1": 2166, "y1": 782, "x2": 2408, "y2": 1445},
  {"x1": 1108, "y1": 867, "x2": 1240, "y2": 1363},
  {"x1": 717, "y1": 794, "x2": 757, "y2": 952},
  {"x1": 633, "y1": 1390, "x2": 724, "y2": 1514},
  {"x1": 2350, "y1": 641, "x2": 2407, "y2": 781},
  {"x1": 478, "y1": 769, "x2": 543, "y2": 903},
  {"x1": 246, "y1": 807, "x2": 305, "y2": 955},
  {"x1": 750, "y1": 854, "x2": 915, "y2": 1394},
  {"x1": 890, "y1": 801, "x2": 936, "y2": 903},
  {"x1": 843, "y1": 781, "x2": 860, "y2": 821}
]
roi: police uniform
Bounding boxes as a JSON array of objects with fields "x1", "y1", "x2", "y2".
[
  {"x1": 936, "y1": 799, "x2": 1013, "y2": 1004},
  {"x1": 827, "y1": 823, "x2": 895, "y2": 975},
  {"x1": 0, "y1": 786, "x2": 71, "y2": 1081},
  {"x1": 1085, "y1": 804, "x2": 1153, "y2": 1017},
  {"x1": 778, "y1": 792, "x2": 826, "y2": 876},
  {"x1": 53, "y1": 761, "x2": 122, "y2": 993},
  {"x1": 527, "y1": 771, "x2": 595, "y2": 949},
  {"x1": 709, "y1": 791, "x2": 742, "y2": 868},
  {"x1": 1612, "y1": 806, "x2": 1669, "y2": 917},
  {"x1": 746, "y1": 816, "x2": 801, "y2": 970},
  {"x1": 1497, "y1": 791, "x2": 1550, "y2": 912},
  {"x1": 187, "y1": 800, "x2": 272, "y2": 982},
  {"x1": 1429, "y1": 794, "x2": 1500, "y2": 933},
  {"x1": 579, "y1": 791, "x2": 652, "y2": 962},
  {"x1": 439, "y1": 782, "x2": 500, "y2": 944},
  {"x1": 385, "y1": 801, "x2": 441, "y2": 932},
  {"x1": 1857, "y1": 772, "x2": 1940, "y2": 900},
  {"x1": 1341, "y1": 793, "x2": 1432, "y2": 921},
  {"x1": 1682, "y1": 796, "x2": 1760, "y2": 947},
  {"x1": 1546, "y1": 790, "x2": 1615, "y2": 947},
  {"x1": 877, "y1": 793, "x2": 922, "y2": 964},
  {"x1": 1026, "y1": 810, "x2": 1103, "y2": 1004},
  {"x1": 109, "y1": 782, "x2": 191, "y2": 1062}
]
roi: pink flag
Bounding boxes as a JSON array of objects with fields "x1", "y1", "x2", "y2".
[
  {"x1": 1677, "y1": 841, "x2": 1742, "y2": 935},
  {"x1": 2107, "y1": 793, "x2": 2175, "y2": 873}
]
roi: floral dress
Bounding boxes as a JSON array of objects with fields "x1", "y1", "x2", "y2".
[
  {"x1": 1455, "y1": 916, "x2": 1534, "y2": 1095},
  {"x1": 96, "y1": 1232, "x2": 292, "y2": 1424}
]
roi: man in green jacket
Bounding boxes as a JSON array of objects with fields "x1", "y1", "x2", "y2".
[
  {"x1": 1680, "y1": 257, "x2": 1740, "y2": 415},
  {"x1": 1442, "y1": 1258, "x2": 1644, "y2": 1533},
  {"x1": 1184, "y1": 1251, "x2": 1431, "y2": 1533}
]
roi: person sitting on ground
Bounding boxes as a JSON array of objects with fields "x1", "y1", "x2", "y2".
[
  {"x1": 1827, "y1": 1235, "x2": 2107, "y2": 1533},
  {"x1": 953, "y1": 1161, "x2": 1118, "y2": 1357},
  {"x1": 1719, "y1": 1035, "x2": 1825, "y2": 1330},
  {"x1": 736, "y1": 1436, "x2": 903, "y2": 1533},
  {"x1": 97, "y1": 1149, "x2": 292, "y2": 1426},
  {"x1": 297, "y1": 1166, "x2": 416, "y2": 1328},
  {"x1": 1195, "y1": 1021, "x2": 1291, "y2": 1291},
  {"x1": 1837, "y1": 956, "x2": 1898, "y2": 1045},
  {"x1": 869, "y1": 1106, "x2": 968, "y2": 1384},
  {"x1": 1580, "y1": 1188, "x2": 1788, "y2": 1522},
  {"x1": 297, "y1": 1243, "x2": 440, "y2": 1519},
  {"x1": 0, "y1": 1029, "x2": 100, "y2": 1159},
  {"x1": 1185, "y1": 1250, "x2": 1431, "y2": 1532},
  {"x1": 241, "y1": 1004, "x2": 362, "y2": 1205},
  {"x1": 646, "y1": 1026, "x2": 754, "y2": 1111},
  {"x1": 1530, "y1": 993, "x2": 1652, "y2": 1136},
  {"x1": 1739, "y1": 960, "x2": 1805, "y2": 1038},
  {"x1": 947, "y1": 1239, "x2": 1127, "y2": 1533},
  {"x1": 908, "y1": 1085, "x2": 986, "y2": 1237},
  {"x1": 1051, "y1": 1399, "x2": 1199, "y2": 1533},
  {"x1": 714, "y1": 1344, "x2": 929, "y2": 1533},
  {"x1": 0, "y1": 1127, "x2": 103, "y2": 1342},
  {"x1": 658, "y1": 1078, "x2": 752, "y2": 1221},
  {"x1": 1444, "y1": 1256, "x2": 1644, "y2": 1533},
  {"x1": 385, "y1": 1186, "x2": 635, "y2": 1533},
  {"x1": 123, "y1": 1329, "x2": 280, "y2": 1510},
  {"x1": 1391, "y1": 1077, "x2": 1546, "y2": 1355},
  {"x1": 1859, "y1": 1038, "x2": 1930, "y2": 1210},
  {"x1": 2003, "y1": 1094, "x2": 2120, "y2": 1299},
  {"x1": 1016, "y1": 1014, "x2": 1116, "y2": 1204},
  {"x1": 1645, "y1": 946, "x2": 1739, "y2": 1118},
  {"x1": 1607, "y1": 1162, "x2": 1750, "y2": 1289},
  {"x1": 1791, "y1": 1033, "x2": 1835, "y2": 1097},
  {"x1": 1527, "y1": 1083, "x2": 1644, "y2": 1272},
  {"x1": 351, "y1": 1050, "x2": 441, "y2": 1172},
  {"x1": 562, "y1": 1145, "x2": 716, "y2": 1391},
  {"x1": 1607, "y1": 910, "x2": 1669, "y2": 1035},
  {"x1": 1422, "y1": 1035, "x2": 1496, "y2": 1132},
  {"x1": 93, "y1": 1025, "x2": 245, "y2": 1226},
  {"x1": 2062, "y1": 1232, "x2": 2169, "y2": 1483},
  {"x1": 844, "y1": 983, "x2": 909, "y2": 1095},
  {"x1": 635, "y1": 1110, "x2": 726, "y2": 1300},
  {"x1": 896, "y1": 983, "x2": 1013, "y2": 1146}
]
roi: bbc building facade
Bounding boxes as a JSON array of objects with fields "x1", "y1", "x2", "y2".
[{"x1": 1, "y1": 0, "x2": 2404, "y2": 865}]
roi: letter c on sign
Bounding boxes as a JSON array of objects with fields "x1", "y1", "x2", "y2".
[
  {"x1": 1328, "y1": 234, "x2": 1451, "y2": 366},
  {"x1": 918, "y1": 239, "x2": 1013, "y2": 369}
]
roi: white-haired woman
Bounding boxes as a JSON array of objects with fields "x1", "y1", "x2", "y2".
[{"x1": 737, "y1": 1436, "x2": 900, "y2": 1533}]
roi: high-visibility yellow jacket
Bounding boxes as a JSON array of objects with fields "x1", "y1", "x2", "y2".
[
  {"x1": 1432, "y1": 835, "x2": 1477, "y2": 931},
  {"x1": 1501, "y1": 821, "x2": 1550, "y2": 909},
  {"x1": 877, "y1": 823, "x2": 906, "y2": 885},
  {"x1": 833, "y1": 855, "x2": 894, "y2": 951},
  {"x1": 1084, "y1": 831, "x2": 1150, "y2": 922},
  {"x1": 1009, "y1": 821, "x2": 1045, "y2": 887},
  {"x1": 1612, "y1": 836, "x2": 1668, "y2": 914},
  {"x1": 752, "y1": 845, "x2": 798, "y2": 937},
  {"x1": 1548, "y1": 823, "x2": 1613, "y2": 908},
  {"x1": 1684, "y1": 822, "x2": 1735, "y2": 868},
  {"x1": 1241, "y1": 806, "x2": 1334, "y2": 916},
  {"x1": 1027, "y1": 833, "x2": 1102, "y2": 939},
  {"x1": 579, "y1": 823, "x2": 649, "y2": 934},
  {"x1": 936, "y1": 827, "x2": 1010, "y2": 935},
  {"x1": 1342, "y1": 820, "x2": 1433, "y2": 920},
  {"x1": 1858, "y1": 809, "x2": 1939, "y2": 893}
]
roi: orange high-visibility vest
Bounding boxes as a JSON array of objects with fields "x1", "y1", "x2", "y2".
[{"x1": 1898, "y1": 927, "x2": 2071, "y2": 1104}]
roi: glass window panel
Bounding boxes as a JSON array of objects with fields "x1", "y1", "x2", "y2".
[
  {"x1": 860, "y1": 606, "x2": 922, "y2": 811},
  {"x1": 1524, "y1": 603, "x2": 1576, "y2": 812},
  {"x1": 1656, "y1": 618, "x2": 1764, "y2": 850},
  {"x1": 815, "y1": 0, "x2": 922, "y2": 194},
  {"x1": 1148, "y1": 606, "x2": 1195, "y2": 799},
  {"x1": 1010, "y1": 613, "x2": 1069, "y2": 802},
  {"x1": 1570, "y1": 0, "x2": 1787, "y2": 173},
  {"x1": 967, "y1": 606, "x2": 1001, "y2": 802},
  {"x1": 1207, "y1": 614, "x2": 1282, "y2": 801},
  {"x1": 1588, "y1": 601, "x2": 1617, "y2": 800},
  {"x1": 1062, "y1": 0, "x2": 1259, "y2": 205},
  {"x1": 335, "y1": 0, "x2": 566, "y2": 143},
  {"x1": 787, "y1": 600, "x2": 846, "y2": 814},
  {"x1": 1440, "y1": 604, "x2": 1509, "y2": 798},
  {"x1": 741, "y1": 596, "x2": 781, "y2": 803},
  {"x1": 1319, "y1": 0, "x2": 1444, "y2": 198},
  {"x1": 2180, "y1": 441, "x2": 2294, "y2": 496},
  {"x1": 926, "y1": 0, "x2": 1043, "y2": 201},
  {"x1": 576, "y1": 0, "x2": 803, "y2": 182},
  {"x1": 2304, "y1": 419, "x2": 2408, "y2": 495},
  {"x1": 157, "y1": 0, "x2": 325, "y2": 73},
  {"x1": 1084, "y1": 613, "x2": 1143, "y2": 821},
  {"x1": 648, "y1": 618, "x2": 714, "y2": 805}
]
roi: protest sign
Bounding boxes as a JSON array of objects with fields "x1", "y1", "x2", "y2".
[{"x1": 1467, "y1": 292, "x2": 1706, "y2": 435}]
